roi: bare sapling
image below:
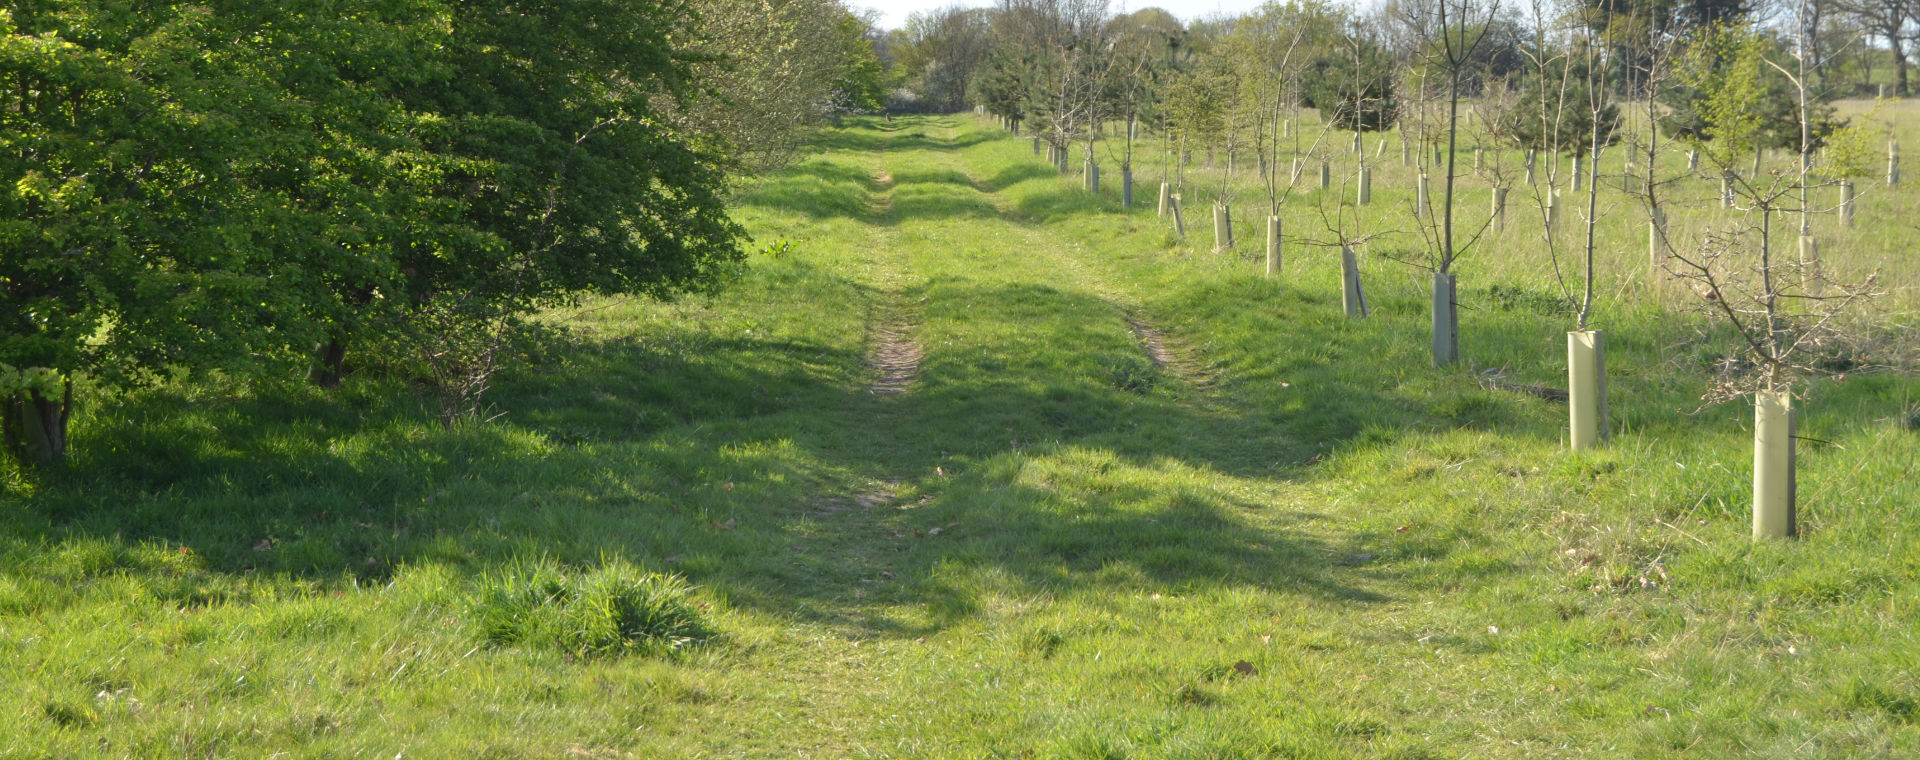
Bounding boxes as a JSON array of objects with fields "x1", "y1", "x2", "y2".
[
  {"x1": 1663, "y1": 14, "x2": 1883, "y2": 539},
  {"x1": 1399, "y1": 0, "x2": 1506, "y2": 366}
]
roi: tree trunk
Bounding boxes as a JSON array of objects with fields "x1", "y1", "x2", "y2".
[
  {"x1": 311, "y1": 337, "x2": 349, "y2": 388},
  {"x1": 3, "y1": 382, "x2": 71, "y2": 466},
  {"x1": 1649, "y1": 207, "x2": 1668, "y2": 268},
  {"x1": 1895, "y1": 35, "x2": 1910, "y2": 97}
]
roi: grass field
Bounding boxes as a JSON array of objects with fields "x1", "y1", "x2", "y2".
[
  {"x1": 2, "y1": 108, "x2": 1918, "y2": 758},
  {"x1": 1153, "y1": 97, "x2": 1920, "y2": 315}
]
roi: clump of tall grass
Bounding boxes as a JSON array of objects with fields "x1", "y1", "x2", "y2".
[{"x1": 467, "y1": 557, "x2": 711, "y2": 658}]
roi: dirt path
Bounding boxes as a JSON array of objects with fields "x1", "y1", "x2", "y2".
[
  {"x1": 865, "y1": 317, "x2": 922, "y2": 396},
  {"x1": 1124, "y1": 315, "x2": 1176, "y2": 370}
]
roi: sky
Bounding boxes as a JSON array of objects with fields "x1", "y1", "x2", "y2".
[{"x1": 860, "y1": 0, "x2": 1271, "y2": 31}]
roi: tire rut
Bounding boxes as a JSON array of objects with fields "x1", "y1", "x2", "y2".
[
  {"x1": 954, "y1": 161, "x2": 1216, "y2": 393},
  {"x1": 863, "y1": 165, "x2": 922, "y2": 397},
  {"x1": 865, "y1": 312, "x2": 922, "y2": 396}
]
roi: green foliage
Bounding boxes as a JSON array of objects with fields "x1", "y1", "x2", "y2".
[
  {"x1": 894, "y1": 6, "x2": 993, "y2": 113},
  {"x1": 833, "y1": 12, "x2": 889, "y2": 113},
  {"x1": 0, "y1": 4, "x2": 318, "y2": 388},
  {"x1": 975, "y1": 48, "x2": 1036, "y2": 123},
  {"x1": 0, "y1": 364, "x2": 61, "y2": 398},
  {"x1": 1417, "y1": 19, "x2": 1527, "y2": 96},
  {"x1": 0, "y1": 0, "x2": 744, "y2": 461},
  {"x1": 671, "y1": 0, "x2": 887, "y2": 167},
  {"x1": 1662, "y1": 23, "x2": 1844, "y2": 154},
  {"x1": 1163, "y1": 53, "x2": 1237, "y2": 146},
  {"x1": 469, "y1": 559, "x2": 711, "y2": 658},
  {"x1": 1819, "y1": 104, "x2": 1881, "y2": 179},
  {"x1": 1579, "y1": 0, "x2": 1753, "y2": 37},
  {"x1": 1299, "y1": 39, "x2": 1398, "y2": 132},
  {"x1": 5, "y1": 114, "x2": 1920, "y2": 755},
  {"x1": 1504, "y1": 51, "x2": 1622, "y2": 157}
]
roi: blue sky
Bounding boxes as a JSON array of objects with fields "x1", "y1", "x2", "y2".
[{"x1": 859, "y1": 1, "x2": 1273, "y2": 31}]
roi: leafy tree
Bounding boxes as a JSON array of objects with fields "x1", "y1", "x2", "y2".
[
  {"x1": 0, "y1": 3, "x2": 346, "y2": 463},
  {"x1": 1576, "y1": 0, "x2": 1753, "y2": 93},
  {"x1": 1661, "y1": 23, "x2": 1844, "y2": 153},
  {"x1": 320, "y1": 0, "x2": 745, "y2": 418},
  {"x1": 1, "y1": 0, "x2": 746, "y2": 462},
  {"x1": 1505, "y1": 51, "x2": 1622, "y2": 156},
  {"x1": 666, "y1": 0, "x2": 887, "y2": 171},
  {"x1": 893, "y1": 5, "x2": 993, "y2": 112},
  {"x1": 975, "y1": 48, "x2": 1037, "y2": 123},
  {"x1": 833, "y1": 11, "x2": 890, "y2": 113},
  {"x1": 1163, "y1": 52, "x2": 1235, "y2": 159},
  {"x1": 1300, "y1": 36, "x2": 1398, "y2": 131}
]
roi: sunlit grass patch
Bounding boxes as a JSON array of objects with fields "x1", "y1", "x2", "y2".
[{"x1": 468, "y1": 558, "x2": 712, "y2": 658}]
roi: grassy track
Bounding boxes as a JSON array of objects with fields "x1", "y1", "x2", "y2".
[{"x1": 2, "y1": 113, "x2": 1918, "y2": 758}]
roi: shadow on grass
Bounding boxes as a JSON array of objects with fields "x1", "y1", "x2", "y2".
[
  {"x1": 0, "y1": 268, "x2": 1448, "y2": 638},
  {"x1": 804, "y1": 116, "x2": 999, "y2": 155},
  {"x1": 3, "y1": 115, "x2": 1687, "y2": 641}
]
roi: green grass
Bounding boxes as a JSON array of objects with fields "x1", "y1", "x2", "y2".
[{"x1": 1, "y1": 111, "x2": 1917, "y2": 758}]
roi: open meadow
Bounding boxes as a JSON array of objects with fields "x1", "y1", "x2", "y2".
[{"x1": 2, "y1": 109, "x2": 1918, "y2": 758}]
